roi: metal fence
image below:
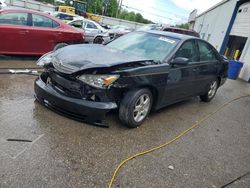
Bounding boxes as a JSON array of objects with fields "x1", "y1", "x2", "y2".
[
  {"x1": 5, "y1": 0, "x2": 55, "y2": 12},
  {"x1": 5, "y1": 0, "x2": 145, "y2": 29}
]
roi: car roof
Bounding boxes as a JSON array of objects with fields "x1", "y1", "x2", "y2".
[
  {"x1": 142, "y1": 30, "x2": 197, "y2": 40},
  {"x1": 162, "y1": 26, "x2": 197, "y2": 32},
  {"x1": 0, "y1": 7, "x2": 74, "y2": 27}
]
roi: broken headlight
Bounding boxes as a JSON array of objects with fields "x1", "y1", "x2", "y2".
[
  {"x1": 37, "y1": 51, "x2": 53, "y2": 67},
  {"x1": 78, "y1": 74, "x2": 119, "y2": 89}
]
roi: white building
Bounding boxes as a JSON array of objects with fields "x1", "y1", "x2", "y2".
[{"x1": 189, "y1": 0, "x2": 250, "y2": 82}]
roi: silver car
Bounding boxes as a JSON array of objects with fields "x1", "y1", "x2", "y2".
[{"x1": 68, "y1": 19, "x2": 110, "y2": 44}]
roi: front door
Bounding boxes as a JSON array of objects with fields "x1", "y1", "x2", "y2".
[
  {"x1": 0, "y1": 12, "x2": 29, "y2": 54},
  {"x1": 164, "y1": 39, "x2": 200, "y2": 104},
  {"x1": 84, "y1": 21, "x2": 99, "y2": 43}
]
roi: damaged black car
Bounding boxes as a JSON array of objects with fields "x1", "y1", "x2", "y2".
[{"x1": 34, "y1": 30, "x2": 228, "y2": 128}]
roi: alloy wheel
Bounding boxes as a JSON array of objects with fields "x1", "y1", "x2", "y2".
[
  {"x1": 208, "y1": 80, "x2": 218, "y2": 99},
  {"x1": 133, "y1": 94, "x2": 150, "y2": 122}
]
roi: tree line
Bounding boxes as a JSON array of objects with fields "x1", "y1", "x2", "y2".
[
  {"x1": 38, "y1": 0, "x2": 190, "y2": 27},
  {"x1": 38, "y1": 0, "x2": 153, "y2": 24}
]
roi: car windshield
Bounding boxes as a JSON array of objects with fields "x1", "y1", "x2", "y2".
[{"x1": 107, "y1": 32, "x2": 179, "y2": 61}]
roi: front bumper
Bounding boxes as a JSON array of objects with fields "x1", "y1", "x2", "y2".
[
  {"x1": 102, "y1": 36, "x2": 111, "y2": 43},
  {"x1": 34, "y1": 76, "x2": 117, "y2": 127}
]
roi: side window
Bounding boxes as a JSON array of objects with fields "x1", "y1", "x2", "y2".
[
  {"x1": 32, "y1": 14, "x2": 58, "y2": 28},
  {"x1": 198, "y1": 41, "x2": 217, "y2": 61},
  {"x1": 86, "y1": 22, "x2": 97, "y2": 29},
  {"x1": 69, "y1": 20, "x2": 82, "y2": 28},
  {"x1": 0, "y1": 12, "x2": 28, "y2": 26},
  {"x1": 52, "y1": 21, "x2": 60, "y2": 28},
  {"x1": 175, "y1": 40, "x2": 199, "y2": 62}
]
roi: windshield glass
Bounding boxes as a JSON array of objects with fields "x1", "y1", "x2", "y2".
[{"x1": 107, "y1": 32, "x2": 179, "y2": 61}]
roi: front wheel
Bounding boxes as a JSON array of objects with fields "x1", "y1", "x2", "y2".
[
  {"x1": 200, "y1": 79, "x2": 219, "y2": 102},
  {"x1": 119, "y1": 88, "x2": 152, "y2": 128},
  {"x1": 93, "y1": 36, "x2": 103, "y2": 44}
]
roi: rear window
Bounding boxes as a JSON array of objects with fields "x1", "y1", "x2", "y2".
[
  {"x1": 32, "y1": 14, "x2": 59, "y2": 28},
  {"x1": 0, "y1": 12, "x2": 28, "y2": 26}
]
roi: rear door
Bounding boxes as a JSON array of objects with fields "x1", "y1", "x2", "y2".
[
  {"x1": 195, "y1": 40, "x2": 220, "y2": 93},
  {"x1": 27, "y1": 13, "x2": 61, "y2": 54},
  {"x1": 0, "y1": 12, "x2": 30, "y2": 54},
  {"x1": 164, "y1": 39, "x2": 200, "y2": 104}
]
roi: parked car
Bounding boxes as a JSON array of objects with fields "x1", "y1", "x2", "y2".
[
  {"x1": 137, "y1": 23, "x2": 164, "y2": 31},
  {"x1": 35, "y1": 31, "x2": 228, "y2": 128},
  {"x1": 68, "y1": 18, "x2": 110, "y2": 44},
  {"x1": 107, "y1": 25, "x2": 133, "y2": 40},
  {"x1": 161, "y1": 26, "x2": 200, "y2": 37},
  {"x1": 0, "y1": 7, "x2": 84, "y2": 55},
  {"x1": 51, "y1": 11, "x2": 82, "y2": 23}
]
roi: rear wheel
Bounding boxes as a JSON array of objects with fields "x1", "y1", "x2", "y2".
[
  {"x1": 53, "y1": 43, "x2": 68, "y2": 51},
  {"x1": 119, "y1": 88, "x2": 152, "y2": 128},
  {"x1": 200, "y1": 79, "x2": 218, "y2": 102},
  {"x1": 93, "y1": 36, "x2": 103, "y2": 44}
]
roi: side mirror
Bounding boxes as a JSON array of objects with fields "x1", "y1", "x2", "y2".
[{"x1": 171, "y1": 57, "x2": 190, "y2": 66}]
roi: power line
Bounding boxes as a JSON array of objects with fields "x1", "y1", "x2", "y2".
[
  {"x1": 126, "y1": 2, "x2": 187, "y2": 19},
  {"x1": 122, "y1": 0, "x2": 188, "y2": 18},
  {"x1": 121, "y1": 5, "x2": 174, "y2": 21}
]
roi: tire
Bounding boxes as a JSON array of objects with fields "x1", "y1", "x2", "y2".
[
  {"x1": 119, "y1": 88, "x2": 153, "y2": 128},
  {"x1": 93, "y1": 36, "x2": 103, "y2": 44},
  {"x1": 200, "y1": 79, "x2": 219, "y2": 102},
  {"x1": 53, "y1": 43, "x2": 68, "y2": 51}
]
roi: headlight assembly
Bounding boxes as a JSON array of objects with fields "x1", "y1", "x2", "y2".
[
  {"x1": 78, "y1": 74, "x2": 120, "y2": 89},
  {"x1": 37, "y1": 51, "x2": 54, "y2": 67}
]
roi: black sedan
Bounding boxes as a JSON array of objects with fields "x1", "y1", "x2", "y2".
[{"x1": 34, "y1": 30, "x2": 228, "y2": 128}]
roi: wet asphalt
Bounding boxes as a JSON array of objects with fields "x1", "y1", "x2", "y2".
[{"x1": 0, "y1": 59, "x2": 250, "y2": 188}]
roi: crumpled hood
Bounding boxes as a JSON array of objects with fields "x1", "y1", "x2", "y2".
[{"x1": 52, "y1": 44, "x2": 151, "y2": 74}]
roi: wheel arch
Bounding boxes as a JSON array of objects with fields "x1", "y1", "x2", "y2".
[{"x1": 127, "y1": 85, "x2": 159, "y2": 108}]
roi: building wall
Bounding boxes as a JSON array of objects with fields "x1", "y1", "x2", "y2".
[{"x1": 193, "y1": 0, "x2": 237, "y2": 51}]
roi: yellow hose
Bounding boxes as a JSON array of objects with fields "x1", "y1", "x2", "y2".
[{"x1": 108, "y1": 95, "x2": 250, "y2": 188}]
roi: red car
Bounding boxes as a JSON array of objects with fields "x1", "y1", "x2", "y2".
[
  {"x1": 0, "y1": 7, "x2": 84, "y2": 55},
  {"x1": 161, "y1": 26, "x2": 200, "y2": 38}
]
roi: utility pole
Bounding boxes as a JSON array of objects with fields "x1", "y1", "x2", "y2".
[{"x1": 116, "y1": 0, "x2": 122, "y2": 18}]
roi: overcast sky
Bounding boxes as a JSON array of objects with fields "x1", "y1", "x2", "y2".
[{"x1": 122, "y1": 0, "x2": 222, "y2": 25}]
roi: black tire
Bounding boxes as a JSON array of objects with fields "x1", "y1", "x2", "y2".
[
  {"x1": 93, "y1": 36, "x2": 103, "y2": 44},
  {"x1": 119, "y1": 88, "x2": 153, "y2": 128},
  {"x1": 200, "y1": 79, "x2": 219, "y2": 102},
  {"x1": 53, "y1": 43, "x2": 68, "y2": 51}
]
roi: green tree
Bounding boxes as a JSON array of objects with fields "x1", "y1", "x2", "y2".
[
  {"x1": 106, "y1": 0, "x2": 118, "y2": 17},
  {"x1": 118, "y1": 9, "x2": 153, "y2": 24},
  {"x1": 135, "y1": 13, "x2": 143, "y2": 23},
  {"x1": 86, "y1": 0, "x2": 103, "y2": 14},
  {"x1": 176, "y1": 23, "x2": 189, "y2": 29}
]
